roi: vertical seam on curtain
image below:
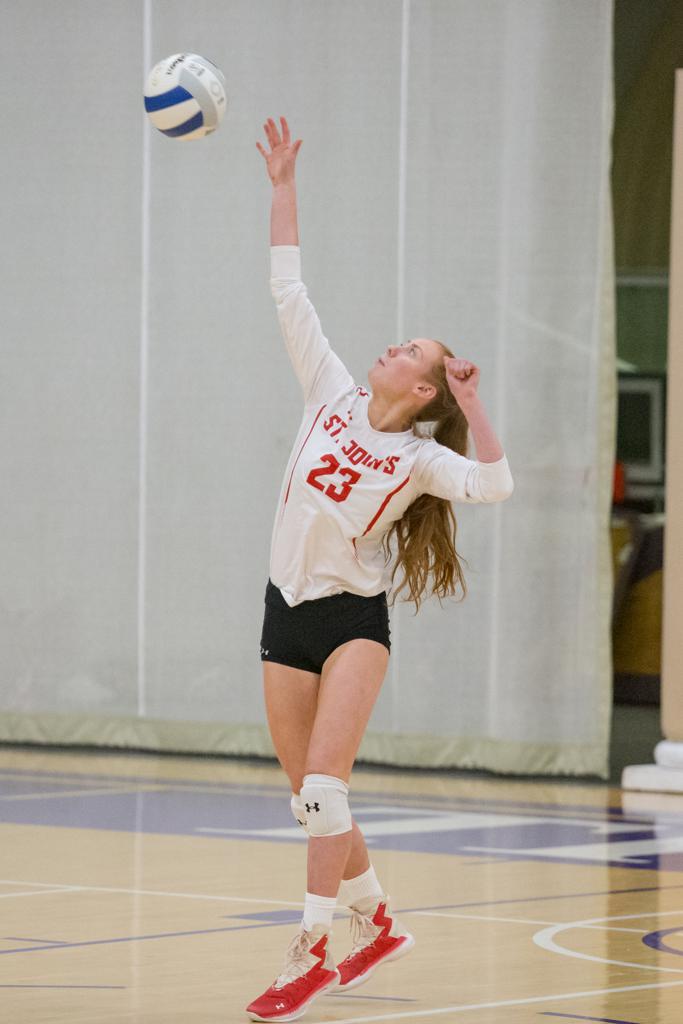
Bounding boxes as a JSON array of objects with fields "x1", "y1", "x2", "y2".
[
  {"x1": 138, "y1": 0, "x2": 152, "y2": 719},
  {"x1": 488, "y1": 3, "x2": 514, "y2": 724},
  {"x1": 390, "y1": 0, "x2": 411, "y2": 732}
]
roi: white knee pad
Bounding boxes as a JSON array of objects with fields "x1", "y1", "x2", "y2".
[
  {"x1": 300, "y1": 774, "x2": 352, "y2": 837},
  {"x1": 290, "y1": 792, "x2": 310, "y2": 834}
]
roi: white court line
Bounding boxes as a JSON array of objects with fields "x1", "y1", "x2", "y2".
[
  {"x1": 416, "y1": 910, "x2": 647, "y2": 933},
  {"x1": 0, "y1": 771, "x2": 124, "y2": 784},
  {"x1": 0, "y1": 889, "x2": 81, "y2": 900},
  {"x1": 307, "y1": 979, "x2": 683, "y2": 1024},
  {"x1": 0, "y1": 785, "x2": 167, "y2": 802},
  {"x1": 0, "y1": 770, "x2": 287, "y2": 794},
  {"x1": 465, "y1": 837, "x2": 683, "y2": 860},
  {"x1": 197, "y1": 826, "x2": 306, "y2": 839},
  {"x1": 197, "y1": 808, "x2": 654, "y2": 843},
  {"x1": 0, "y1": 879, "x2": 656, "y2": 941},
  {"x1": 533, "y1": 909, "x2": 683, "y2": 974},
  {"x1": 0, "y1": 880, "x2": 80, "y2": 889},
  {"x1": 0, "y1": 879, "x2": 304, "y2": 907}
]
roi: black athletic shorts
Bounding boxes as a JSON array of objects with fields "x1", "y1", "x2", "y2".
[{"x1": 260, "y1": 579, "x2": 391, "y2": 674}]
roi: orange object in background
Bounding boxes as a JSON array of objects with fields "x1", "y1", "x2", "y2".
[{"x1": 613, "y1": 459, "x2": 626, "y2": 504}]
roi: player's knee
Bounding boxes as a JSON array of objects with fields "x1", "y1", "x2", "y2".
[
  {"x1": 300, "y1": 773, "x2": 352, "y2": 837},
  {"x1": 290, "y1": 792, "x2": 310, "y2": 834}
]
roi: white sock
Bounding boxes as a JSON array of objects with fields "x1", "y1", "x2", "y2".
[
  {"x1": 337, "y1": 865, "x2": 384, "y2": 909},
  {"x1": 302, "y1": 892, "x2": 336, "y2": 932}
]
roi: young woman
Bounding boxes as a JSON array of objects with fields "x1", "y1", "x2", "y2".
[{"x1": 246, "y1": 118, "x2": 513, "y2": 1023}]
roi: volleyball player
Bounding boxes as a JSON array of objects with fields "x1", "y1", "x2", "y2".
[{"x1": 246, "y1": 118, "x2": 514, "y2": 1023}]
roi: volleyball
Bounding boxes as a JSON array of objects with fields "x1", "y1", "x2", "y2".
[{"x1": 144, "y1": 53, "x2": 227, "y2": 140}]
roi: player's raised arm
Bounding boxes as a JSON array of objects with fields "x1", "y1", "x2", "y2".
[
  {"x1": 256, "y1": 116, "x2": 353, "y2": 405},
  {"x1": 256, "y1": 116, "x2": 302, "y2": 246}
]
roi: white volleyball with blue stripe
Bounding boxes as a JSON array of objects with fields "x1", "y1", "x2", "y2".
[{"x1": 144, "y1": 53, "x2": 226, "y2": 140}]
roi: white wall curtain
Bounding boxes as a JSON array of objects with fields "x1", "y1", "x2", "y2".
[{"x1": 0, "y1": 0, "x2": 614, "y2": 776}]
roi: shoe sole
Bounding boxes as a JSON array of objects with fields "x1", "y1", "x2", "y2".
[
  {"x1": 247, "y1": 970, "x2": 340, "y2": 1022},
  {"x1": 337, "y1": 932, "x2": 415, "y2": 992}
]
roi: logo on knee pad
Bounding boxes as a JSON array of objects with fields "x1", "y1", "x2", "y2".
[{"x1": 301, "y1": 774, "x2": 352, "y2": 837}]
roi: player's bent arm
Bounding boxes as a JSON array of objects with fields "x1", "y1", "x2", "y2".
[
  {"x1": 415, "y1": 443, "x2": 514, "y2": 504},
  {"x1": 458, "y1": 393, "x2": 505, "y2": 465},
  {"x1": 466, "y1": 454, "x2": 514, "y2": 502},
  {"x1": 451, "y1": 392, "x2": 514, "y2": 502}
]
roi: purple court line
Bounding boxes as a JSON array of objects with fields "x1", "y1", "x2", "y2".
[
  {"x1": 0, "y1": 773, "x2": 619, "y2": 820},
  {"x1": 642, "y1": 925, "x2": 683, "y2": 957},
  {"x1": 4, "y1": 936, "x2": 67, "y2": 944},
  {"x1": 0, "y1": 919, "x2": 299, "y2": 956},
  {"x1": 0, "y1": 767, "x2": 648, "y2": 819},
  {"x1": 0, "y1": 984, "x2": 126, "y2": 990},
  {"x1": 540, "y1": 1014, "x2": 641, "y2": 1023},
  {"x1": 437, "y1": 850, "x2": 679, "y2": 872},
  {"x1": 397, "y1": 883, "x2": 683, "y2": 915},
  {"x1": 3, "y1": 770, "x2": 673, "y2": 834}
]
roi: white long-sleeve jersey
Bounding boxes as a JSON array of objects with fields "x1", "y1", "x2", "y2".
[{"x1": 268, "y1": 246, "x2": 514, "y2": 607}]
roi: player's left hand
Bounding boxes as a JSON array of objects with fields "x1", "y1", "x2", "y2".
[
  {"x1": 443, "y1": 356, "x2": 480, "y2": 405},
  {"x1": 256, "y1": 116, "x2": 302, "y2": 187}
]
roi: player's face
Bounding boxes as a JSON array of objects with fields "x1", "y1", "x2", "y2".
[{"x1": 368, "y1": 338, "x2": 444, "y2": 397}]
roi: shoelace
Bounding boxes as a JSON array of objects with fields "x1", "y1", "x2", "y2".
[
  {"x1": 346, "y1": 910, "x2": 381, "y2": 961},
  {"x1": 273, "y1": 932, "x2": 318, "y2": 989}
]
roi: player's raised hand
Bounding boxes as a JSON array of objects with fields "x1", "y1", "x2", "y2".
[
  {"x1": 256, "y1": 117, "x2": 302, "y2": 186},
  {"x1": 444, "y1": 356, "x2": 480, "y2": 406}
]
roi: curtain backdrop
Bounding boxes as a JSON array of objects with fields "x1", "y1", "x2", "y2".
[{"x1": 0, "y1": 0, "x2": 615, "y2": 776}]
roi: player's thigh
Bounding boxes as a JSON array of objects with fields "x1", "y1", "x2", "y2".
[
  {"x1": 305, "y1": 638, "x2": 389, "y2": 783},
  {"x1": 263, "y1": 661, "x2": 320, "y2": 792}
]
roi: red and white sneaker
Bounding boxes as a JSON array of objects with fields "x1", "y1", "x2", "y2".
[
  {"x1": 245, "y1": 925, "x2": 340, "y2": 1022},
  {"x1": 336, "y1": 897, "x2": 415, "y2": 991}
]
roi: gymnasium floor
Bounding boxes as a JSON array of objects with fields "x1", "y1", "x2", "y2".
[{"x1": 2, "y1": 743, "x2": 683, "y2": 1023}]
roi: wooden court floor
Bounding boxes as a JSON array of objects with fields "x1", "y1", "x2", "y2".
[{"x1": 1, "y1": 746, "x2": 683, "y2": 1023}]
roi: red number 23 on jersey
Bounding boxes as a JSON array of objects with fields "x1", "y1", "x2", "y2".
[{"x1": 306, "y1": 454, "x2": 361, "y2": 503}]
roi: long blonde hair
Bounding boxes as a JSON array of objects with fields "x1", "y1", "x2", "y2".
[{"x1": 382, "y1": 342, "x2": 470, "y2": 614}]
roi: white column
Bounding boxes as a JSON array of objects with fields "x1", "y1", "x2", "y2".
[{"x1": 623, "y1": 69, "x2": 683, "y2": 792}]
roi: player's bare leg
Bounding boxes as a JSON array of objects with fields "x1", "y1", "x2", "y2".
[
  {"x1": 304, "y1": 638, "x2": 414, "y2": 989},
  {"x1": 253, "y1": 643, "x2": 411, "y2": 1020},
  {"x1": 303, "y1": 638, "x2": 388, "y2": 895},
  {"x1": 263, "y1": 661, "x2": 320, "y2": 788},
  {"x1": 263, "y1": 661, "x2": 376, "y2": 877}
]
